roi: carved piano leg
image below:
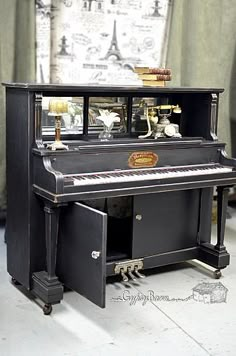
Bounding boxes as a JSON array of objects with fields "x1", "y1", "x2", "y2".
[
  {"x1": 32, "y1": 203, "x2": 63, "y2": 314},
  {"x1": 213, "y1": 186, "x2": 230, "y2": 278},
  {"x1": 215, "y1": 186, "x2": 229, "y2": 252},
  {"x1": 199, "y1": 186, "x2": 230, "y2": 273},
  {"x1": 44, "y1": 205, "x2": 60, "y2": 282}
]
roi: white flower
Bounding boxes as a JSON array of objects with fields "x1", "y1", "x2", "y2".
[{"x1": 96, "y1": 109, "x2": 120, "y2": 129}]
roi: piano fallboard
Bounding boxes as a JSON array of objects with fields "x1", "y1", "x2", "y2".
[{"x1": 33, "y1": 140, "x2": 224, "y2": 176}]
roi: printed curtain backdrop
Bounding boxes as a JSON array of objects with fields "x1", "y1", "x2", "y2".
[{"x1": 36, "y1": 0, "x2": 172, "y2": 84}]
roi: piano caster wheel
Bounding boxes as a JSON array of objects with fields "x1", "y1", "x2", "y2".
[
  {"x1": 214, "y1": 269, "x2": 222, "y2": 279},
  {"x1": 11, "y1": 277, "x2": 21, "y2": 285},
  {"x1": 43, "y1": 304, "x2": 52, "y2": 316}
]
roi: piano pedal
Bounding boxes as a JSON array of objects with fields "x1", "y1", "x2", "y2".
[
  {"x1": 114, "y1": 258, "x2": 144, "y2": 282},
  {"x1": 134, "y1": 266, "x2": 146, "y2": 279},
  {"x1": 120, "y1": 268, "x2": 129, "y2": 283},
  {"x1": 127, "y1": 267, "x2": 137, "y2": 281}
]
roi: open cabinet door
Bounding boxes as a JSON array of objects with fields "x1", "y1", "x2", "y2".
[{"x1": 57, "y1": 202, "x2": 107, "y2": 308}]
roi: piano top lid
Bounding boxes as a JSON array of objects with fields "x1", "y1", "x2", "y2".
[{"x1": 2, "y1": 82, "x2": 224, "y2": 94}]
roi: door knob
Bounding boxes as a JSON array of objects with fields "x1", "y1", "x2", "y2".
[
  {"x1": 91, "y1": 251, "x2": 101, "y2": 259},
  {"x1": 135, "y1": 214, "x2": 142, "y2": 221}
]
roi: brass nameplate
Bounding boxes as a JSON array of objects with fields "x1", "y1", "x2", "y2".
[{"x1": 128, "y1": 151, "x2": 158, "y2": 168}]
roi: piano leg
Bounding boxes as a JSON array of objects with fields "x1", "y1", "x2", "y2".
[
  {"x1": 199, "y1": 186, "x2": 231, "y2": 274},
  {"x1": 213, "y1": 186, "x2": 230, "y2": 279},
  {"x1": 32, "y1": 202, "x2": 64, "y2": 314},
  {"x1": 215, "y1": 186, "x2": 229, "y2": 252},
  {"x1": 44, "y1": 204, "x2": 60, "y2": 282}
]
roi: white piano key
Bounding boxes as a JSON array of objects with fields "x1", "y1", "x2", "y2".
[{"x1": 71, "y1": 165, "x2": 233, "y2": 186}]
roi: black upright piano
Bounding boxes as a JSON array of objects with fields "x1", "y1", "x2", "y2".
[{"x1": 4, "y1": 83, "x2": 236, "y2": 315}]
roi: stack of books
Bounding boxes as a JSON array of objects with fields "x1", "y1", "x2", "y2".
[{"x1": 134, "y1": 67, "x2": 172, "y2": 87}]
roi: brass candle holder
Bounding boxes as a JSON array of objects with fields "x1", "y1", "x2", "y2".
[{"x1": 47, "y1": 98, "x2": 69, "y2": 150}]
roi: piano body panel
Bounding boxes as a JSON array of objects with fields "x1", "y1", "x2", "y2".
[
  {"x1": 55, "y1": 186, "x2": 216, "y2": 292},
  {"x1": 32, "y1": 140, "x2": 233, "y2": 199},
  {"x1": 5, "y1": 89, "x2": 46, "y2": 289},
  {"x1": 132, "y1": 190, "x2": 202, "y2": 259},
  {"x1": 36, "y1": 142, "x2": 224, "y2": 178},
  {"x1": 106, "y1": 247, "x2": 201, "y2": 276},
  {"x1": 130, "y1": 187, "x2": 215, "y2": 264},
  {"x1": 33, "y1": 171, "x2": 236, "y2": 203},
  {"x1": 116, "y1": 188, "x2": 213, "y2": 274}
]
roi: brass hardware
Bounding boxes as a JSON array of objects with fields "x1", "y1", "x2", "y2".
[
  {"x1": 114, "y1": 259, "x2": 144, "y2": 278},
  {"x1": 134, "y1": 266, "x2": 145, "y2": 278},
  {"x1": 127, "y1": 266, "x2": 137, "y2": 281},
  {"x1": 120, "y1": 268, "x2": 129, "y2": 282},
  {"x1": 128, "y1": 152, "x2": 158, "y2": 168},
  {"x1": 91, "y1": 251, "x2": 101, "y2": 259},
  {"x1": 47, "y1": 98, "x2": 69, "y2": 151},
  {"x1": 135, "y1": 214, "x2": 142, "y2": 221}
]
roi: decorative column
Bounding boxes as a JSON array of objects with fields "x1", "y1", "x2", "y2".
[
  {"x1": 44, "y1": 204, "x2": 60, "y2": 281},
  {"x1": 210, "y1": 93, "x2": 218, "y2": 141},
  {"x1": 32, "y1": 203, "x2": 63, "y2": 307},
  {"x1": 215, "y1": 186, "x2": 229, "y2": 252}
]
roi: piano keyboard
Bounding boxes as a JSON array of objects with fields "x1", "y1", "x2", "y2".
[{"x1": 65, "y1": 164, "x2": 233, "y2": 186}]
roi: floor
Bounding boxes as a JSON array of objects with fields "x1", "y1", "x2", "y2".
[{"x1": 0, "y1": 210, "x2": 236, "y2": 356}]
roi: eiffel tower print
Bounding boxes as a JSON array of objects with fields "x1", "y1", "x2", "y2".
[
  {"x1": 103, "y1": 20, "x2": 123, "y2": 60},
  {"x1": 152, "y1": 0, "x2": 162, "y2": 16},
  {"x1": 58, "y1": 35, "x2": 70, "y2": 56}
]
